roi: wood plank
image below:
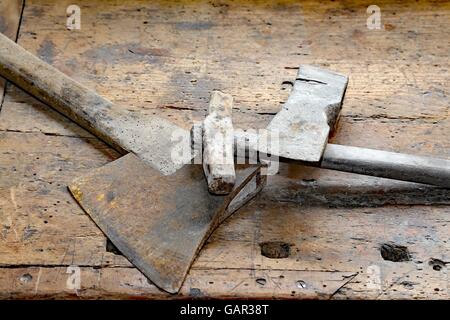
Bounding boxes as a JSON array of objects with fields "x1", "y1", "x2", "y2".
[
  {"x1": 0, "y1": 0, "x2": 23, "y2": 42},
  {"x1": 0, "y1": 131, "x2": 449, "y2": 299},
  {"x1": 0, "y1": 0, "x2": 448, "y2": 299},
  {"x1": 1, "y1": 130, "x2": 449, "y2": 267},
  {"x1": 0, "y1": 266, "x2": 358, "y2": 299},
  {"x1": 0, "y1": 0, "x2": 24, "y2": 110},
  {"x1": 3, "y1": 0, "x2": 449, "y2": 128}
]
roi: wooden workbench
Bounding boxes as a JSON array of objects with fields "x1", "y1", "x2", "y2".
[{"x1": 0, "y1": 0, "x2": 449, "y2": 299}]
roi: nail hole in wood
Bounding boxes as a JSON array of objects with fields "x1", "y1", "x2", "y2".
[
  {"x1": 380, "y1": 242, "x2": 411, "y2": 262},
  {"x1": 259, "y1": 241, "x2": 291, "y2": 259}
]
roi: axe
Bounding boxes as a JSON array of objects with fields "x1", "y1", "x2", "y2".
[
  {"x1": 1, "y1": 33, "x2": 450, "y2": 294},
  {"x1": 0, "y1": 33, "x2": 266, "y2": 294}
]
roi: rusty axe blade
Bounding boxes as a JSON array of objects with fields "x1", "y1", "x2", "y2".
[
  {"x1": 0, "y1": 32, "x2": 266, "y2": 293},
  {"x1": 69, "y1": 154, "x2": 264, "y2": 293}
]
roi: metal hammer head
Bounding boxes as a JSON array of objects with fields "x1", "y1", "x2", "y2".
[{"x1": 258, "y1": 65, "x2": 348, "y2": 163}]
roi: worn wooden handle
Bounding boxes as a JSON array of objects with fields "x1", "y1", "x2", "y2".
[
  {"x1": 322, "y1": 144, "x2": 450, "y2": 188},
  {"x1": 234, "y1": 131, "x2": 450, "y2": 188},
  {"x1": 0, "y1": 32, "x2": 196, "y2": 174},
  {"x1": 0, "y1": 32, "x2": 127, "y2": 151}
]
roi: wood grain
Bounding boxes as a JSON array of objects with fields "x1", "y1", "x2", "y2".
[
  {"x1": 0, "y1": 0, "x2": 449, "y2": 299},
  {"x1": 0, "y1": 0, "x2": 24, "y2": 110}
]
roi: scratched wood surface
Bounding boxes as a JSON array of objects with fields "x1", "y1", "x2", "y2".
[
  {"x1": 0, "y1": 0, "x2": 449, "y2": 299},
  {"x1": 0, "y1": 0, "x2": 23, "y2": 109}
]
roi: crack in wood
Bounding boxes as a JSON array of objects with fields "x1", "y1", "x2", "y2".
[
  {"x1": 329, "y1": 272, "x2": 359, "y2": 299},
  {"x1": 1, "y1": 128, "x2": 95, "y2": 139}
]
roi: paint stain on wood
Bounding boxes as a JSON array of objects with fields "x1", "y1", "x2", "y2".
[
  {"x1": 37, "y1": 39, "x2": 56, "y2": 64},
  {"x1": 0, "y1": 16, "x2": 6, "y2": 33},
  {"x1": 175, "y1": 21, "x2": 214, "y2": 30}
]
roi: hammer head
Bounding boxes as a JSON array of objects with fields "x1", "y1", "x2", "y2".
[{"x1": 259, "y1": 65, "x2": 348, "y2": 163}]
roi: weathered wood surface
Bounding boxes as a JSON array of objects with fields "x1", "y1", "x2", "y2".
[
  {"x1": 0, "y1": 0, "x2": 23, "y2": 109},
  {"x1": 0, "y1": 0, "x2": 449, "y2": 299}
]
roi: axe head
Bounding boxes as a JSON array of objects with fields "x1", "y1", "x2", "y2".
[
  {"x1": 259, "y1": 65, "x2": 349, "y2": 163},
  {"x1": 69, "y1": 153, "x2": 265, "y2": 294}
]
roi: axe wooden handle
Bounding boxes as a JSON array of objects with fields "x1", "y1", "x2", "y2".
[
  {"x1": 0, "y1": 32, "x2": 127, "y2": 154},
  {"x1": 0, "y1": 32, "x2": 195, "y2": 175},
  {"x1": 321, "y1": 144, "x2": 450, "y2": 188}
]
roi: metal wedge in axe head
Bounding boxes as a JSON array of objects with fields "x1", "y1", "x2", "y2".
[
  {"x1": 196, "y1": 90, "x2": 236, "y2": 195},
  {"x1": 0, "y1": 32, "x2": 266, "y2": 293},
  {"x1": 234, "y1": 65, "x2": 450, "y2": 188}
]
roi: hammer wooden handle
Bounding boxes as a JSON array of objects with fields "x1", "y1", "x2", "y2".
[
  {"x1": 234, "y1": 131, "x2": 450, "y2": 188},
  {"x1": 321, "y1": 144, "x2": 450, "y2": 188}
]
